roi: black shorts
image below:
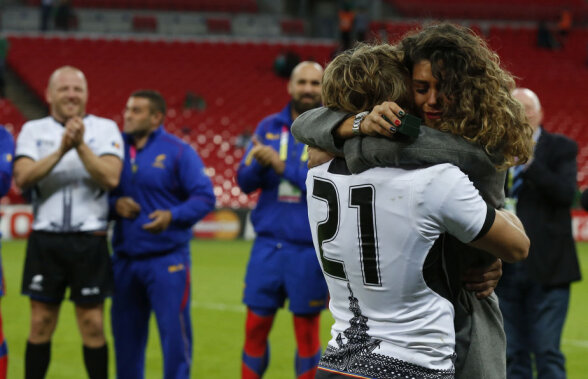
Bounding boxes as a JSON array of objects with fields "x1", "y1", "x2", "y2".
[{"x1": 21, "y1": 231, "x2": 113, "y2": 304}]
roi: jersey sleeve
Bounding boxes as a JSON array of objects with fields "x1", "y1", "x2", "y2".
[
  {"x1": 15, "y1": 123, "x2": 38, "y2": 161},
  {"x1": 424, "y1": 165, "x2": 489, "y2": 244},
  {"x1": 0, "y1": 127, "x2": 14, "y2": 197},
  {"x1": 236, "y1": 120, "x2": 276, "y2": 193},
  {"x1": 168, "y1": 144, "x2": 215, "y2": 226},
  {"x1": 290, "y1": 106, "x2": 347, "y2": 155},
  {"x1": 94, "y1": 119, "x2": 124, "y2": 160}
]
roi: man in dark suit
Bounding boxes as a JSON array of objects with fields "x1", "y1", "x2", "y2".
[
  {"x1": 496, "y1": 88, "x2": 582, "y2": 379},
  {"x1": 581, "y1": 189, "x2": 588, "y2": 211}
]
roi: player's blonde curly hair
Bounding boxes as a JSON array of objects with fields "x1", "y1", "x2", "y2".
[
  {"x1": 399, "y1": 22, "x2": 534, "y2": 168},
  {"x1": 322, "y1": 43, "x2": 414, "y2": 114}
]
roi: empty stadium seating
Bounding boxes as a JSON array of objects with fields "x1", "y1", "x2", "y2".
[
  {"x1": 485, "y1": 26, "x2": 588, "y2": 185},
  {"x1": 386, "y1": 0, "x2": 588, "y2": 22},
  {"x1": 280, "y1": 19, "x2": 306, "y2": 37},
  {"x1": 0, "y1": 99, "x2": 27, "y2": 204},
  {"x1": 5, "y1": 20, "x2": 588, "y2": 202},
  {"x1": 132, "y1": 15, "x2": 158, "y2": 33},
  {"x1": 6, "y1": 36, "x2": 335, "y2": 208},
  {"x1": 0, "y1": 98, "x2": 26, "y2": 136},
  {"x1": 3, "y1": 6, "x2": 292, "y2": 38},
  {"x1": 25, "y1": 0, "x2": 258, "y2": 13}
]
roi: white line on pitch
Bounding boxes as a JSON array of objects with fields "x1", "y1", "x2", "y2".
[
  {"x1": 192, "y1": 301, "x2": 245, "y2": 313},
  {"x1": 185, "y1": 305, "x2": 588, "y2": 350},
  {"x1": 563, "y1": 339, "x2": 588, "y2": 348}
]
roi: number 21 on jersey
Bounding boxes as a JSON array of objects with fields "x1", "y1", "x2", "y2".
[{"x1": 312, "y1": 177, "x2": 382, "y2": 286}]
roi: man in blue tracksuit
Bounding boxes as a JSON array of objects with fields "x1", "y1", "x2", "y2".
[
  {"x1": 109, "y1": 90, "x2": 215, "y2": 379},
  {"x1": 0, "y1": 125, "x2": 13, "y2": 379},
  {"x1": 237, "y1": 62, "x2": 328, "y2": 379}
]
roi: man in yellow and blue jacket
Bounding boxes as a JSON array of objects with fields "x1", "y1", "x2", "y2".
[{"x1": 237, "y1": 62, "x2": 328, "y2": 379}]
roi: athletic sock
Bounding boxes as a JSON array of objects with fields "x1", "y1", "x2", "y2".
[
  {"x1": 293, "y1": 314, "x2": 321, "y2": 379},
  {"x1": 25, "y1": 341, "x2": 51, "y2": 379},
  {"x1": 295, "y1": 348, "x2": 322, "y2": 379},
  {"x1": 83, "y1": 344, "x2": 108, "y2": 379},
  {"x1": 242, "y1": 308, "x2": 275, "y2": 378},
  {"x1": 242, "y1": 344, "x2": 270, "y2": 379},
  {"x1": 0, "y1": 309, "x2": 7, "y2": 379},
  {"x1": 0, "y1": 340, "x2": 6, "y2": 379}
]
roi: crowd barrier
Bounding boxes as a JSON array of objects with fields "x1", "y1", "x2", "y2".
[
  {"x1": 2, "y1": 205, "x2": 588, "y2": 242},
  {"x1": 0, "y1": 205, "x2": 251, "y2": 240}
]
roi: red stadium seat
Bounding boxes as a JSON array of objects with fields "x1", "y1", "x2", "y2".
[
  {"x1": 206, "y1": 17, "x2": 232, "y2": 34},
  {"x1": 132, "y1": 15, "x2": 158, "y2": 33},
  {"x1": 280, "y1": 19, "x2": 305, "y2": 36}
]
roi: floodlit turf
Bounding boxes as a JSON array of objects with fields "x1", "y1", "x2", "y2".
[{"x1": 2, "y1": 239, "x2": 587, "y2": 378}]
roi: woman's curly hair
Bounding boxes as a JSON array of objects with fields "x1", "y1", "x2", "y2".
[
  {"x1": 322, "y1": 43, "x2": 414, "y2": 115},
  {"x1": 399, "y1": 22, "x2": 534, "y2": 169}
]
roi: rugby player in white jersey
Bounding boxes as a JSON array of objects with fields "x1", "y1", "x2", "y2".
[{"x1": 305, "y1": 44, "x2": 530, "y2": 379}]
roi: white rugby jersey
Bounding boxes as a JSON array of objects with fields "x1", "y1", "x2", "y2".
[
  {"x1": 306, "y1": 159, "x2": 491, "y2": 378},
  {"x1": 16, "y1": 115, "x2": 124, "y2": 232}
]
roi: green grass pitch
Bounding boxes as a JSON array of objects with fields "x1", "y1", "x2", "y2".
[{"x1": 2, "y1": 239, "x2": 587, "y2": 378}]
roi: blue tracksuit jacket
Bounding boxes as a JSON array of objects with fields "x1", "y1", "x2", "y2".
[
  {"x1": 110, "y1": 126, "x2": 215, "y2": 256},
  {"x1": 0, "y1": 126, "x2": 13, "y2": 297},
  {"x1": 237, "y1": 103, "x2": 312, "y2": 245},
  {"x1": 0, "y1": 126, "x2": 12, "y2": 199}
]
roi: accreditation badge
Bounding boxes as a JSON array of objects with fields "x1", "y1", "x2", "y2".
[
  {"x1": 278, "y1": 179, "x2": 301, "y2": 203},
  {"x1": 276, "y1": 124, "x2": 302, "y2": 202}
]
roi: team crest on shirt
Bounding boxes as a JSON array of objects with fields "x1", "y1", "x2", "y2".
[
  {"x1": 36, "y1": 139, "x2": 55, "y2": 148},
  {"x1": 4, "y1": 153, "x2": 11, "y2": 162},
  {"x1": 265, "y1": 132, "x2": 280, "y2": 140},
  {"x1": 153, "y1": 154, "x2": 166, "y2": 168},
  {"x1": 168, "y1": 263, "x2": 185, "y2": 273}
]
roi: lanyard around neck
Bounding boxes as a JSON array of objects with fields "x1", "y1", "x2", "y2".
[
  {"x1": 279, "y1": 125, "x2": 289, "y2": 161},
  {"x1": 130, "y1": 145, "x2": 138, "y2": 173},
  {"x1": 279, "y1": 125, "x2": 308, "y2": 162}
]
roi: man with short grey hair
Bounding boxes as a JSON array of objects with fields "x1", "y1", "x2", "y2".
[{"x1": 496, "y1": 87, "x2": 581, "y2": 379}]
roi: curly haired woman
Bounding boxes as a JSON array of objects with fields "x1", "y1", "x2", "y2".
[{"x1": 292, "y1": 23, "x2": 534, "y2": 379}]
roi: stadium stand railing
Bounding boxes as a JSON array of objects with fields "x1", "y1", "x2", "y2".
[
  {"x1": 4, "y1": 7, "x2": 297, "y2": 38},
  {"x1": 385, "y1": 0, "x2": 588, "y2": 22},
  {"x1": 25, "y1": 0, "x2": 258, "y2": 13}
]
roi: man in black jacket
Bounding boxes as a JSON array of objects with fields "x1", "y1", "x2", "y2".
[
  {"x1": 581, "y1": 188, "x2": 588, "y2": 211},
  {"x1": 497, "y1": 88, "x2": 582, "y2": 379}
]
